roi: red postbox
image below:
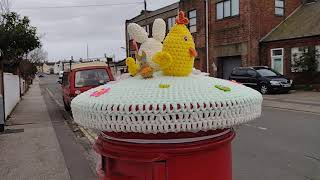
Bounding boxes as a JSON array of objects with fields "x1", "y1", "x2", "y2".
[{"x1": 94, "y1": 129, "x2": 235, "y2": 180}]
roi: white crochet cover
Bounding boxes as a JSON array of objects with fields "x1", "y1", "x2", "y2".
[{"x1": 71, "y1": 72, "x2": 263, "y2": 134}]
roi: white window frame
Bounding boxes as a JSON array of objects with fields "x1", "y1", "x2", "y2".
[
  {"x1": 316, "y1": 45, "x2": 320, "y2": 72},
  {"x1": 167, "y1": 16, "x2": 176, "y2": 31},
  {"x1": 275, "y1": 0, "x2": 284, "y2": 16},
  {"x1": 271, "y1": 48, "x2": 284, "y2": 74},
  {"x1": 291, "y1": 47, "x2": 301, "y2": 72},
  {"x1": 188, "y1": 9, "x2": 197, "y2": 33},
  {"x1": 143, "y1": 25, "x2": 150, "y2": 35},
  {"x1": 216, "y1": 0, "x2": 239, "y2": 20},
  {"x1": 291, "y1": 47, "x2": 307, "y2": 72},
  {"x1": 291, "y1": 46, "x2": 320, "y2": 72}
]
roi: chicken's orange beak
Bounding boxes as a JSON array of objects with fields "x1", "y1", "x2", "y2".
[{"x1": 189, "y1": 48, "x2": 198, "y2": 57}]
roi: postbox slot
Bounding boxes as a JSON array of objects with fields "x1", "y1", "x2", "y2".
[{"x1": 101, "y1": 157, "x2": 167, "y2": 180}]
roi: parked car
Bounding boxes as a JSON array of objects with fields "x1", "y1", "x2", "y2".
[
  {"x1": 229, "y1": 66, "x2": 293, "y2": 94},
  {"x1": 38, "y1": 72, "x2": 45, "y2": 78},
  {"x1": 61, "y1": 62, "x2": 114, "y2": 111}
]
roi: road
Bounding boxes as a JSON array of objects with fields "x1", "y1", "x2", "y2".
[{"x1": 41, "y1": 74, "x2": 320, "y2": 180}]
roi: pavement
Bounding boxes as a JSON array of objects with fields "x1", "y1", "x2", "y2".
[
  {"x1": 263, "y1": 91, "x2": 320, "y2": 114},
  {"x1": 0, "y1": 78, "x2": 97, "y2": 180}
]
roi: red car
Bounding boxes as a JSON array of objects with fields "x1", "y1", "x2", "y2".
[{"x1": 61, "y1": 62, "x2": 115, "y2": 111}]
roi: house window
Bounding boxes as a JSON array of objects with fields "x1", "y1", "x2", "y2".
[
  {"x1": 143, "y1": 25, "x2": 150, "y2": 35},
  {"x1": 129, "y1": 50, "x2": 135, "y2": 58},
  {"x1": 271, "y1": 48, "x2": 284, "y2": 74},
  {"x1": 316, "y1": 45, "x2": 320, "y2": 72},
  {"x1": 291, "y1": 47, "x2": 305, "y2": 72},
  {"x1": 167, "y1": 16, "x2": 176, "y2": 30},
  {"x1": 275, "y1": 0, "x2": 284, "y2": 16},
  {"x1": 231, "y1": 0, "x2": 239, "y2": 16},
  {"x1": 216, "y1": 3, "x2": 224, "y2": 20},
  {"x1": 224, "y1": 1, "x2": 231, "y2": 17},
  {"x1": 291, "y1": 46, "x2": 320, "y2": 72},
  {"x1": 216, "y1": 0, "x2": 239, "y2": 20},
  {"x1": 188, "y1": 10, "x2": 197, "y2": 33}
]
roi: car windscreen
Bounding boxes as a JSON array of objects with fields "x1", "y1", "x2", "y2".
[
  {"x1": 256, "y1": 69, "x2": 279, "y2": 77},
  {"x1": 75, "y1": 69, "x2": 110, "y2": 88}
]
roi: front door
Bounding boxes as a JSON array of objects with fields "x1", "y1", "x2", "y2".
[{"x1": 271, "y1": 48, "x2": 284, "y2": 74}]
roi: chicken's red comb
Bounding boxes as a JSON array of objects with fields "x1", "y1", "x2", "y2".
[{"x1": 176, "y1": 11, "x2": 189, "y2": 25}]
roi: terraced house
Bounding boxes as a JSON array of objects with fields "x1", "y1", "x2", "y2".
[
  {"x1": 125, "y1": 0, "x2": 319, "y2": 83},
  {"x1": 261, "y1": 0, "x2": 320, "y2": 84}
]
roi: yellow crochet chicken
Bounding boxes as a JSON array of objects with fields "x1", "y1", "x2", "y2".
[
  {"x1": 126, "y1": 57, "x2": 140, "y2": 76},
  {"x1": 153, "y1": 11, "x2": 197, "y2": 76}
]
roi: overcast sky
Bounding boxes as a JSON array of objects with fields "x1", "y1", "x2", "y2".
[{"x1": 11, "y1": 0, "x2": 178, "y2": 62}]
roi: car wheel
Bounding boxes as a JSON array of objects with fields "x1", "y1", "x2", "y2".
[
  {"x1": 63, "y1": 98, "x2": 71, "y2": 111},
  {"x1": 260, "y1": 84, "x2": 268, "y2": 95}
]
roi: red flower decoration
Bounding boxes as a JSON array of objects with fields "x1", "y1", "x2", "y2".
[{"x1": 90, "y1": 88, "x2": 111, "y2": 97}]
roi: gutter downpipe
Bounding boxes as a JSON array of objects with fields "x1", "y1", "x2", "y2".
[{"x1": 205, "y1": 0, "x2": 209, "y2": 74}]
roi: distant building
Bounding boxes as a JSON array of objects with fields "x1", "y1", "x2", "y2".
[
  {"x1": 42, "y1": 62, "x2": 55, "y2": 74},
  {"x1": 112, "y1": 59, "x2": 128, "y2": 77},
  {"x1": 54, "y1": 61, "x2": 63, "y2": 74},
  {"x1": 36, "y1": 63, "x2": 44, "y2": 73}
]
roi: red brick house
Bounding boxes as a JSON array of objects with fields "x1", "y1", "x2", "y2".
[
  {"x1": 180, "y1": 0, "x2": 302, "y2": 78},
  {"x1": 260, "y1": 0, "x2": 320, "y2": 84}
]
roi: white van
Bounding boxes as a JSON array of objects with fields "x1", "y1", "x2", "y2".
[{"x1": 58, "y1": 71, "x2": 64, "y2": 83}]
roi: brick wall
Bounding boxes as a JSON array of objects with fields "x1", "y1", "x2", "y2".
[
  {"x1": 260, "y1": 36, "x2": 320, "y2": 84},
  {"x1": 180, "y1": 0, "x2": 207, "y2": 71},
  {"x1": 260, "y1": 0, "x2": 302, "y2": 37}
]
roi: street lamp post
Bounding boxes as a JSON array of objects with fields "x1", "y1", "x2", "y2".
[
  {"x1": 0, "y1": 50, "x2": 5, "y2": 132},
  {"x1": 120, "y1": 47, "x2": 128, "y2": 74},
  {"x1": 70, "y1": 56, "x2": 73, "y2": 70}
]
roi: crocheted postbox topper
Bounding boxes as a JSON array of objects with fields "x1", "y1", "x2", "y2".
[
  {"x1": 71, "y1": 72, "x2": 263, "y2": 134},
  {"x1": 153, "y1": 11, "x2": 197, "y2": 76},
  {"x1": 70, "y1": 11, "x2": 263, "y2": 136}
]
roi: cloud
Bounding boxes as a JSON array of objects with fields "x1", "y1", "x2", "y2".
[{"x1": 11, "y1": 0, "x2": 179, "y2": 61}]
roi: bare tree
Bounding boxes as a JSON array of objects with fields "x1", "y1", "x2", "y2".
[
  {"x1": 0, "y1": 0, "x2": 10, "y2": 15},
  {"x1": 28, "y1": 47, "x2": 48, "y2": 64}
]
